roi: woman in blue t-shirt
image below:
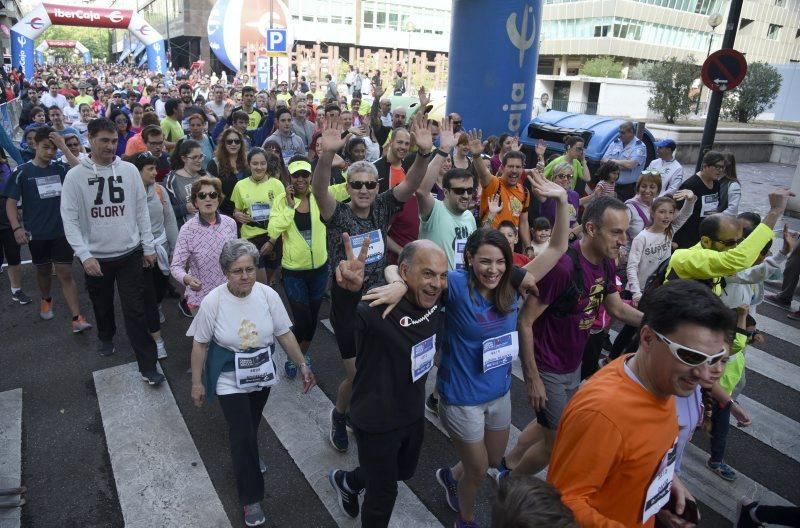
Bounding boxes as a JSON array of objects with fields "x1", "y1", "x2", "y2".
[{"x1": 370, "y1": 170, "x2": 571, "y2": 527}]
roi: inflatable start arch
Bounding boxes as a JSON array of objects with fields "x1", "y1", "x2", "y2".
[
  {"x1": 10, "y1": 3, "x2": 167, "y2": 79},
  {"x1": 36, "y1": 39, "x2": 92, "y2": 66}
]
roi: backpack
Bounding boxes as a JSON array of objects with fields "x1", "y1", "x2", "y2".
[
  {"x1": 640, "y1": 255, "x2": 716, "y2": 302},
  {"x1": 546, "y1": 245, "x2": 614, "y2": 318}
]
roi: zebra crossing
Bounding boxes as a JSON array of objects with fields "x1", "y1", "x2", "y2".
[{"x1": 2, "y1": 297, "x2": 799, "y2": 527}]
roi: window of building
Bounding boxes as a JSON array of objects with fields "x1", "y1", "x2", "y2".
[
  {"x1": 375, "y1": 11, "x2": 386, "y2": 29},
  {"x1": 775, "y1": 0, "x2": 785, "y2": 6},
  {"x1": 796, "y1": 28, "x2": 800, "y2": 39},
  {"x1": 594, "y1": 24, "x2": 610, "y2": 36},
  {"x1": 739, "y1": 18, "x2": 754, "y2": 36},
  {"x1": 768, "y1": 24, "x2": 783, "y2": 40},
  {"x1": 363, "y1": 10, "x2": 373, "y2": 28}
]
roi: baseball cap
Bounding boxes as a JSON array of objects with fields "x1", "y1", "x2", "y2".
[
  {"x1": 288, "y1": 160, "x2": 312, "y2": 175},
  {"x1": 656, "y1": 139, "x2": 677, "y2": 150}
]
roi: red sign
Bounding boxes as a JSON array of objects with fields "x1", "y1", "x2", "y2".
[
  {"x1": 43, "y1": 3, "x2": 133, "y2": 29},
  {"x1": 46, "y1": 39, "x2": 76, "y2": 48},
  {"x1": 701, "y1": 49, "x2": 748, "y2": 93}
]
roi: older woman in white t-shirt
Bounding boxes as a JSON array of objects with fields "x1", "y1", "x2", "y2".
[{"x1": 189, "y1": 239, "x2": 315, "y2": 527}]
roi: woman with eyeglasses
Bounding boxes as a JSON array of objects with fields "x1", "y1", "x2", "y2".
[
  {"x1": 164, "y1": 138, "x2": 206, "y2": 227},
  {"x1": 108, "y1": 110, "x2": 134, "y2": 157},
  {"x1": 188, "y1": 238, "x2": 315, "y2": 528},
  {"x1": 543, "y1": 135, "x2": 591, "y2": 190},
  {"x1": 231, "y1": 148, "x2": 286, "y2": 286},
  {"x1": 125, "y1": 152, "x2": 179, "y2": 359},
  {"x1": 266, "y1": 155, "x2": 329, "y2": 378},
  {"x1": 207, "y1": 128, "x2": 247, "y2": 218},
  {"x1": 170, "y1": 177, "x2": 237, "y2": 317}
]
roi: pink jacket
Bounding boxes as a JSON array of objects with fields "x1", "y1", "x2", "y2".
[{"x1": 170, "y1": 213, "x2": 237, "y2": 307}]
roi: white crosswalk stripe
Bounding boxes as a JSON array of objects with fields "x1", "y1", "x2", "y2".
[
  {"x1": 0, "y1": 389, "x2": 23, "y2": 528},
  {"x1": 94, "y1": 364, "x2": 231, "y2": 528},
  {"x1": 265, "y1": 345, "x2": 442, "y2": 527}
]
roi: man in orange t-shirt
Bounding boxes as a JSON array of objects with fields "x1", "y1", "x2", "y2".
[
  {"x1": 548, "y1": 280, "x2": 735, "y2": 527},
  {"x1": 476, "y1": 149, "x2": 531, "y2": 248}
]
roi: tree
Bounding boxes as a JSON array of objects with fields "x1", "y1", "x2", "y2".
[
  {"x1": 34, "y1": 26, "x2": 111, "y2": 62},
  {"x1": 646, "y1": 56, "x2": 699, "y2": 124},
  {"x1": 721, "y1": 62, "x2": 782, "y2": 123},
  {"x1": 580, "y1": 56, "x2": 623, "y2": 79},
  {"x1": 628, "y1": 61, "x2": 655, "y2": 81}
]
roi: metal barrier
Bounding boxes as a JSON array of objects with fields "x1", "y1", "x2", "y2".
[
  {"x1": 0, "y1": 99, "x2": 25, "y2": 164},
  {"x1": 551, "y1": 99, "x2": 598, "y2": 115}
]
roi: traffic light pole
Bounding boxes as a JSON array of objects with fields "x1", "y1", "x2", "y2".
[{"x1": 695, "y1": 0, "x2": 744, "y2": 173}]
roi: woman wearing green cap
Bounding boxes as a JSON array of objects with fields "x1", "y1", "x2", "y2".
[{"x1": 267, "y1": 154, "x2": 329, "y2": 378}]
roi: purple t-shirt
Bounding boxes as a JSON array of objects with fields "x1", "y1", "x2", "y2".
[
  {"x1": 539, "y1": 190, "x2": 580, "y2": 228},
  {"x1": 534, "y1": 242, "x2": 617, "y2": 374}
]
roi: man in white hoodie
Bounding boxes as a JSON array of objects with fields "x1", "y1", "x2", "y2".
[{"x1": 60, "y1": 118, "x2": 165, "y2": 386}]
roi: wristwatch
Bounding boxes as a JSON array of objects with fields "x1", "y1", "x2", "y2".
[
  {"x1": 418, "y1": 149, "x2": 433, "y2": 159},
  {"x1": 435, "y1": 148, "x2": 449, "y2": 158}
]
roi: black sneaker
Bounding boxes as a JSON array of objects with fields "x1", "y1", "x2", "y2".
[
  {"x1": 329, "y1": 409, "x2": 349, "y2": 452},
  {"x1": 11, "y1": 289, "x2": 32, "y2": 305},
  {"x1": 328, "y1": 469, "x2": 360, "y2": 518},
  {"x1": 425, "y1": 393, "x2": 439, "y2": 416},
  {"x1": 141, "y1": 371, "x2": 165, "y2": 386},
  {"x1": 178, "y1": 298, "x2": 193, "y2": 318},
  {"x1": 736, "y1": 498, "x2": 761, "y2": 527},
  {"x1": 97, "y1": 341, "x2": 116, "y2": 357}
]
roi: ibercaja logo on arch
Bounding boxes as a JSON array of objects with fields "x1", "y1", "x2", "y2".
[{"x1": 504, "y1": 3, "x2": 537, "y2": 134}]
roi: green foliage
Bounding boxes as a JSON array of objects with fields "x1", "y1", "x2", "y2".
[
  {"x1": 721, "y1": 62, "x2": 782, "y2": 123},
  {"x1": 646, "y1": 56, "x2": 700, "y2": 124},
  {"x1": 580, "y1": 56, "x2": 624, "y2": 79},
  {"x1": 628, "y1": 61, "x2": 655, "y2": 81},
  {"x1": 35, "y1": 26, "x2": 110, "y2": 62}
]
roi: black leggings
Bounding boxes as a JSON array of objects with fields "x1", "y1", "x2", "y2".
[
  {"x1": 143, "y1": 267, "x2": 169, "y2": 334},
  {"x1": 752, "y1": 505, "x2": 800, "y2": 526}
]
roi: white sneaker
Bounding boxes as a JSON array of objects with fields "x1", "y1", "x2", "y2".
[{"x1": 156, "y1": 339, "x2": 167, "y2": 359}]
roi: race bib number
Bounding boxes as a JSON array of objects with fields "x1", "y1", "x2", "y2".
[
  {"x1": 235, "y1": 347, "x2": 278, "y2": 389},
  {"x1": 35, "y1": 175, "x2": 62, "y2": 199},
  {"x1": 642, "y1": 439, "x2": 677, "y2": 523},
  {"x1": 349, "y1": 229, "x2": 384, "y2": 265},
  {"x1": 251, "y1": 202, "x2": 271, "y2": 223},
  {"x1": 701, "y1": 193, "x2": 719, "y2": 217},
  {"x1": 410, "y1": 335, "x2": 436, "y2": 382},
  {"x1": 454, "y1": 238, "x2": 467, "y2": 270},
  {"x1": 482, "y1": 331, "x2": 519, "y2": 373}
]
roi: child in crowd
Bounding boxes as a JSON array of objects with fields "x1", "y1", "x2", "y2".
[
  {"x1": 498, "y1": 220, "x2": 531, "y2": 266},
  {"x1": 582, "y1": 161, "x2": 619, "y2": 205},
  {"x1": 491, "y1": 475, "x2": 577, "y2": 528},
  {"x1": 626, "y1": 190, "x2": 696, "y2": 305},
  {"x1": 529, "y1": 216, "x2": 551, "y2": 259}
]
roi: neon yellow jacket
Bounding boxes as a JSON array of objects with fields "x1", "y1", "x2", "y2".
[
  {"x1": 666, "y1": 223, "x2": 774, "y2": 295},
  {"x1": 667, "y1": 222, "x2": 774, "y2": 394},
  {"x1": 267, "y1": 192, "x2": 328, "y2": 271}
]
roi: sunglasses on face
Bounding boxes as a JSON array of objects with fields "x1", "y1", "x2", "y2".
[
  {"x1": 448, "y1": 186, "x2": 474, "y2": 195},
  {"x1": 197, "y1": 191, "x2": 219, "y2": 200},
  {"x1": 713, "y1": 237, "x2": 741, "y2": 248},
  {"x1": 654, "y1": 331, "x2": 726, "y2": 367},
  {"x1": 290, "y1": 172, "x2": 311, "y2": 179},
  {"x1": 226, "y1": 138, "x2": 242, "y2": 145},
  {"x1": 349, "y1": 180, "x2": 378, "y2": 190}
]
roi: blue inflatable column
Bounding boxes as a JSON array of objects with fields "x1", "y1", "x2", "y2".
[
  {"x1": 11, "y1": 31, "x2": 35, "y2": 79},
  {"x1": 146, "y1": 40, "x2": 168, "y2": 74},
  {"x1": 446, "y1": 0, "x2": 543, "y2": 137}
]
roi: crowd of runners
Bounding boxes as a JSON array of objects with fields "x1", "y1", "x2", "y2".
[{"x1": 1, "y1": 62, "x2": 799, "y2": 528}]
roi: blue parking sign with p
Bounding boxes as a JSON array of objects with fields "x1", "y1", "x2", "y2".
[{"x1": 266, "y1": 29, "x2": 287, "y2": 53}]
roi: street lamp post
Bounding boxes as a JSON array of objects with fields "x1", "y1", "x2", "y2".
[
  {"x1": 405, "y1": 21, "x2": 415, "y2": 94},
  {"x1": 695, "y1": 13, "x2": 723, "y2": 115}
]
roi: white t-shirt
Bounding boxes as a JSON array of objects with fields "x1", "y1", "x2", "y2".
[
  {"x1": 625, "y1": 198, "x2": 694, "y2": 296},
  {"x1": 63, "y1": 104, "x2": 80, "y2": 125},
  {"x1": 647, "y1": 158, "x2": 684, "y2": 196},
  {"x1": 188, "y1": 282, "x2": 292, "y2": 395}
]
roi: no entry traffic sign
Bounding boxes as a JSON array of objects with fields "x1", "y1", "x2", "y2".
[{"x1": 701, "y1": 49, "x2": 748, "y2": 92}]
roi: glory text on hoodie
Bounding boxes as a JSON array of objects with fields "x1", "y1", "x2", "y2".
[{"x1": 60, "y1": 156, "x2": 155, "y2": 262}]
